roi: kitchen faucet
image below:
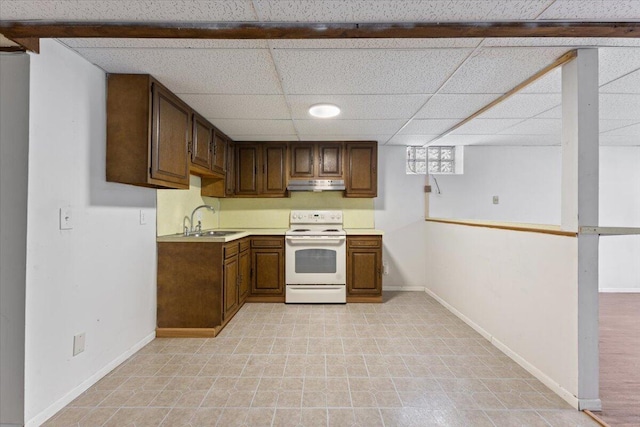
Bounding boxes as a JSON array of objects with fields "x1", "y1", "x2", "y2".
[{"x1": 186, "y1": 204, "x2": 216, "y2": 235}]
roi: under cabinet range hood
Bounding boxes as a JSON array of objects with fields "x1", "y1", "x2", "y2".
[{"x1": 287, "y1": 179, "x2": 346, "y2": 192}]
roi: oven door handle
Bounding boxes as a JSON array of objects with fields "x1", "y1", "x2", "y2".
[{"x1": 285, "y1": 236, "x2": 346, "y2": 244}]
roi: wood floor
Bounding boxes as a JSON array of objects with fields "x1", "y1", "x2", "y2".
[{"x1": 598, "y1": 293, "x2": 640, "y2": 427}]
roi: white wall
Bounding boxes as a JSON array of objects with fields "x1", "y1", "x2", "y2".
[
  {"x1": 425, "y1": 221, "x2": 580, "y2": 407},
  {"x1": 0, "y1": 52, "x2": 30, "y2": 427},
  {"x1": 24, "y1": 40, "x2": 157, "y2": 426},
  {"x1": 374, "y1": 146, "x2": 428, "y2": 289},
  {"x1": 599, "y1": 146, "x2": 640, "y2": 291},
  {"x1": 428, "y1": 144, "x2": 640, "y2": 291},
  {"x1": 428, "y1": 145, "x2": 562, "y2": 225}
]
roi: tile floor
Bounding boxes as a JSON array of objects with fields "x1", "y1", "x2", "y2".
[{"x1": 44, "y1": 292, "x2": 597, "y2": 426}]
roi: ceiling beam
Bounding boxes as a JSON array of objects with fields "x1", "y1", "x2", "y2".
[{"x1": 1, "y1": 21, "x2": 640, "y2": 39}]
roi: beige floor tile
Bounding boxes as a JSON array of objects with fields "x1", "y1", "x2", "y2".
[{"x1": 43, "y1": 292, "x2": 592, "y2": 427}]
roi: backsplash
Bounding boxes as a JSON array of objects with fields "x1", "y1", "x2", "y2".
[
  {"x1": 219, "y1": 192, "x2": 374, "y2": 229},
  {"x1": 157, "y1": 175, "x2": 374, "y2": 235},
  {"x1": 156, "y1": 175, "x2": 220, "y2": 236}
]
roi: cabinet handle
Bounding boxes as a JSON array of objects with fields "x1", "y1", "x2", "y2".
[{"x1": 378, "y1": 267, "x2": 382, "y2": 278}]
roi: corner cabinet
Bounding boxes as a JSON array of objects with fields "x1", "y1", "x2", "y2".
[
  {"x1": 107, "y1": 74, "x2": 190, "y2": 189},
  {"x1": 345, "y1": 142, "x2": 377, "y2": 197},
  {"x1": 346, "y1": 235, "x2": 383, "y2": 302},
  {"x1": 156, "y1": 238, "x2": 251, "y2": 338}
]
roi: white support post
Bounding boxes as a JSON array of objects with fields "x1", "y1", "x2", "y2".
[{"x1": 561, "y1": 49, "x2": 601, "y2": 411}]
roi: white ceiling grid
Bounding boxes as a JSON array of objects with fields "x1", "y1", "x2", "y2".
[{"x1": 3, "y1": 0, "x2": 640, "y2": 146}]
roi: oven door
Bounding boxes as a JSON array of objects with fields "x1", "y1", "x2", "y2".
[{"x1": 285, "y1": 236, "x2": 346, "y2": 285}]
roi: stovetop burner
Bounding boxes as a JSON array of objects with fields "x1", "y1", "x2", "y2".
[
  {"x1": 323, "y1": 229, "x2": 340, "y2": 232},
  {"x1": 292, "y1": 228, "x2": 310, "y2": 232}
]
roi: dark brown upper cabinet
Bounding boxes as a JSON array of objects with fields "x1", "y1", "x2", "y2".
[
  {"x1": 234, "y1": 142, "x2": 288, "y2": 197},
  {"x1": 191, "y1": 112, "x2": 213, "y2": 172},
  {"x1": 289, "y1": 142, "x2": 343, "y2": 180},
  {"x1": 107, "y1": 74, "x2": 190, "y2": 189},
  {"x1": 211, "y1": 132, "x2": 227, "y2": 175},
  {"x1": 345, "y1": 142, "x2": 378, "y2": 198}
]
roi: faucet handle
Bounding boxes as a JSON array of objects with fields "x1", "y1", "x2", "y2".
[
  {"x1": 183, "y1": 225, "x2": 189, "y2": 236},
  {"x1": 196, "y1": 221, "x2": 202, "y2": 232}
]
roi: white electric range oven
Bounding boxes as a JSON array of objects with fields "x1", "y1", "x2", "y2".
[{"x1": 285, "y1": 210, "x2": 346, "y2": 303}]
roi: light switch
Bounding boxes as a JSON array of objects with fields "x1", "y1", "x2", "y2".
[
  {"x1": 139, "y1": 209, "x2": 147, "y2": 225},
  {"x1": 73, "y1": 333, "x2": 85, "y2": 356},
  {"x1": 60, "y1": 207, "x2": 73, "y2": 230}
]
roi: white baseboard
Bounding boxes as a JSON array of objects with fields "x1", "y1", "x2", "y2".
[
  {"x1": 26, "y1": 331, "x2": 156, "y2": 427},
  {"x1": 599, "y1": 288, "x2": 640, "y2": 293},
  {"x1": 383, "y1": 285, "x2": 426, "y2": 292},
  {"x1": 424, "y1": 288, "x2": 580, "y2": 409}
]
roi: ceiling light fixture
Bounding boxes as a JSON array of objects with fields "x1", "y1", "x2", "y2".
[{"x1": 309, "y1": 103, "x2": 341, "y2": 118}]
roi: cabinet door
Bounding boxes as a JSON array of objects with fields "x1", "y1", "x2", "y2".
[
  {"x1": 290, "y1": 144, "x2": 315, "y2": 178},
  {"x1": 252, "y1": 249, "x2": 284, "y2": 295},
  {"x1": 318, "y1": 143, "x2": 343, "y2": 178},
  {"x1": 347, "y1": 249, "x2": 382, "y2": 295},
  {"x1": 150, "y1": 83, "x2": 191, "y2": 187},
  {"x1": 345, "y1": 142, "x2": 377, "y2": 197},
  {"x1": 239, "y1": 249, "x2": 251, "y2": 304},
  {"x1": 226, "y1": 141, "x2": 235, "y2": 196},
  {"x1": 212, "y1": 132, "x2": 227, "y2": 174},
  {"x1": 191, "y1": 113, "x2": 213, "y2": 170},
  {"x1": 263, "y1": 143, "x2": 288, "y2": 195},
  {"x1": 235, "y1": 144, "x2": 261, "y2": 195},
  {"x1": 223, "y1": 255, "x2": 239, "y2": 320}
]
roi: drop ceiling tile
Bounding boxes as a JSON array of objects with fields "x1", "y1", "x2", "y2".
[
  {"x1": 600, "y1": 122, "x2": 640, "y2": 136},
  {"x1": 599, "y1": 135, "x2": 640, "y2": 146},
  {"x1": 75, "y1": 48, "x2": 282, "y2": 94},
  {"x1": 295, "y1": 119, "x2": 405, "y2": 135},
  {"x1": 177, "y1": 95, "x2": 290, "y2": 120},
  {"x1": 498, "y1": 118, "x2": 561, "y2": 135},
  {"x1": 440, "y1": 47, "x2": 570, "y2": 94},
  {"x1": 519, "y1": 67, "x2": 562, "y2": 94},
  {"x1": 253, "y1": 0, "x2": 552, "y2": 22},
  {"x1": 297, "y1": 134, "x2": 390, "y2": 143},
  {"x1": 599, "y1": 48, "x2": 640, "y2": 86},
  {"x1": 536, "y1": 105, "x2": 562, "y2": 119},
  {"x1": 483, "y1": 38, "x2": 640, "y2": 48},
  {"x1": 0, "y1": 0, "x2": 257, "y2": 20},
  {"x1": 287, "y1": 95, "x2": 428, "y2": 120},
  {"x1": 386, "y1": 135, "x2": 440, "y2": 146},
  {"x1": 232, "y1": 135, "x2": 300, "y2": 141},
  {"x1": 452, "y1": 119, "x2": 524, "y2": 135},
  {"x1": 269, "y1": 39, "x2": 482, "y2": 49},
  {"x1": 479, "y1": 94, "x2": 561, "y2": 119},
  {"x1": 600, "y1": 68, "x2": 640, "y2": 94},
  {"x1": 414, "y1": 94, "x2": 500, "y2": 119},
  {"x1": 272, "y1": 48, "x2": 473, "y2": 94},
  {"x1": 399, "y1": 119, "x2": 462, "y2": 135},
  {"x1": 600, "y1": 120, "x2": 640, "y2": 133},
  {"x1": 212, "y1": 119, "x2": 296, "y2": 135},
  {"x1": 537, "y1": 0, "x2": 640, "y2": 20},
  {"x1": 600, "y1": 94, "x2": 640, "y2": 120},
  {"x1": 63, "y1": 39, "x2": 268, "y2": 49},
  {"x1": 438, "y1": 134, "x2": 561, "y2": 146}
]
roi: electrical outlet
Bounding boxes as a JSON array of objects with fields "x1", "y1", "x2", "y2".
[
  {"x1": 73, "y1": 333, "x2": 86, "y2": 356},
  {"x1": 196, "y1": 211, "x2": 203, "y2": 221},
  {"x1": 139, "y1": 209, "x2": 147, "y2": 225},
  {"x1": 493, "y1": 196, "x2": 499, "y2": 205},
  {"x1": 59, "y1": 207, "x2": 73, "y2": 230},
  {"x1": 383, "y1": 263, "x2": 389, "y2": 275}
]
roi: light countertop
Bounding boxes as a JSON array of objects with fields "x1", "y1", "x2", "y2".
[{"x1": 157, "y1": 228, "x2": 383, "y2": 243}]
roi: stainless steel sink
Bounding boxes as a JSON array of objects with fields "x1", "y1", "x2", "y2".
[{"x1": 184, "y1": 230, "x2": 241, "y2": 237}]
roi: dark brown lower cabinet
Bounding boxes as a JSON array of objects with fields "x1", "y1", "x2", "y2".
[
  {"x1": 248, "y1": 236, "x2": 285, "y2": 302},
  {"x1": 156, "y1": 237, "x2": 250, "y2": 338},
  {"x1": 347, "y1": 235, "x2": 383, "y2": 302}
]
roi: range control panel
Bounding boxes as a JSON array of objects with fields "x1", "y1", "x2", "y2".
[{"x1": 290, "y1": 210, "x2": 343, "y2": 224}]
